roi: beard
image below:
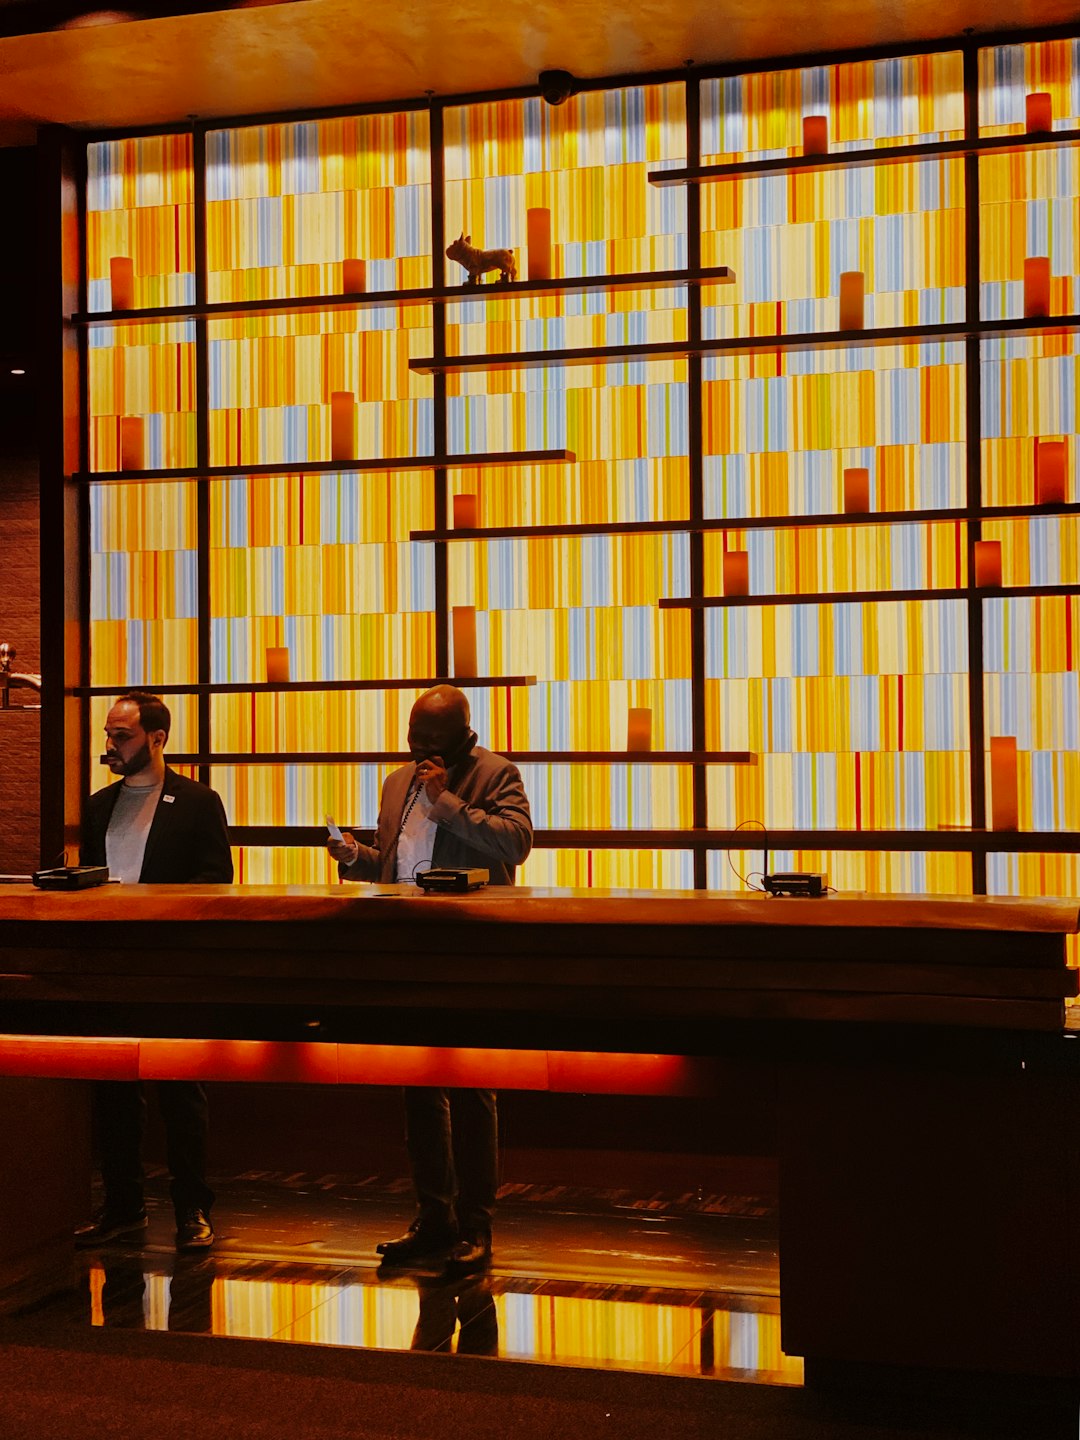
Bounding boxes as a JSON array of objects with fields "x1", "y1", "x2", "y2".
[{"x1": 106, "y1": 742, "x2": 153, "y2": 778}]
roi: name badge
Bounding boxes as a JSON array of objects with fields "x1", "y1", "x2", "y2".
[{"x1": 163, "y1": 794, "x2": 175, "y2": 804}]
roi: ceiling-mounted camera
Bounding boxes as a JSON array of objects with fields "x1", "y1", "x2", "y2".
[{"x1": 538, "y1": 69, "x2": 577, "y2": 106}]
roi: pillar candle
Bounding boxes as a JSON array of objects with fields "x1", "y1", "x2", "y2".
[
  {"x1": 843, "y1": 467, "x2": 871, "y2": 514},
  {"x1": 1025, "y1": 92, "x2": 1052, "y2": 133},
  {"x1": 342, "y1": 258, "x2": 367, "y2": 293},
  {"x1": 1023, "y1": 257, "x2": 1051, "y2": 319},
  {"x1": 802, "y1": 116, "x2": 828, "y2": 155},
  {"x1": 110, "y1": 256, "x2": 134, "y2": 310},
  {"x1": 527, "y1": 207, "x2": 552, "y2": 281},
  {"x1": 452, "y1": 493, "x2": 478, "y2": 529},
  {"x1": 838, "y1": 271, "x2": 864, "y2": 331},
  {"x1": 119, "y1": 416, "x2": 145, "y2": 470},
  {"x1": 723, "y1": 551, "x2": 749, "y2": 597},
  {"x1": 973, "y1": 539, "x2": 1002, "y2": 588},
  {"x1": 330, "y1": 392, "x2": 357, "y2": 462},
  {"x1": 626, "y1": 707, "x2": 653, "y2": 752},
  {"x1": 1035, "y1": 440, "x2": 1067, "y2": 505},
  {"x1": 989, "y1": 736, "x2": 1019, "y2": 831},
  {"x1": 452, "y1": 606, "x2": 477, "y2": 678},
  {"x1": 265, "y1": 647, "x2": 291, "y2": 684}
]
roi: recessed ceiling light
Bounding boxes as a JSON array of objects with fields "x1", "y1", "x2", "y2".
[{"x1": 10, "y1": 368, "x2": 26, "y2": 376}]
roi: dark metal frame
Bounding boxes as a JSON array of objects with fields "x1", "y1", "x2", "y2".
[{"x1": 41, "y1": 26, "x2": 1080, "y2": 885}]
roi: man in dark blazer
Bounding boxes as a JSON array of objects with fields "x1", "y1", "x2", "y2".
[
  {"x1": 329, "y1": 685, "x2": 532, "y2": 1274},
  {"x1": 75, "y1": 691, "x2": 233, "y2": 1252}
]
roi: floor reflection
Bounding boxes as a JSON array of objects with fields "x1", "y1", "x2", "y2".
[
  {"x1": 28, "y1": 1173, "x2": 798, "y2": 1384},
  {"x1": 77, "y1": 1251, "x2": 800, "y2": 1383}
]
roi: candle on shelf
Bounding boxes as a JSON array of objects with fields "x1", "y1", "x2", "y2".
[
  {"x1": 1035, "y1": 440, "x2": 1067, "y2": 505},
  {"x1": 265, "y1": 647, "x2": 291, "y2": 684},
  {"x1": 119, "y1": 416, "x2": 145, "y2": 470},
  {"x1": 802, "y1": 116, "x2": 828, "y2": 155},
  {"x1": 452, "y1": 606, "x2": 478, "y2": 678},
  {"x1": 330, "y1": 391, "x2": 357, "y2": 462},
  {"x1": 626, "y1": 707, "x2": 653, "y2": 753},
  {"x1": 110, "y1": 256, "x2": 135, "y2": 310},
  {"x1": 526, "y1": 207, "x2": 552, "y2": 281},
  {"x1": 342, "y1": 258, "x2": 367, "y2": 293},
  {"x1": 989, "y1": 736, "x2": 1019, "y2": 831},
  {"x1": 722, "y1": 551, "x2": 750, "y2": 597},
  {"x1": 1023, "y1": 257, "x2": 1051, "y2": 318},
  {"x1": 452, "y1": 493, "x2": 478, "y2": 529},
  {"x1": 973, "y1": 539, "x2": 1003, "y2": 588},
  {"x1": 1025, "y1": 92, "x2": 1053, "y2": 133},
  {"x1": 843, "y1": 467, "x2": 871, "y2": 514},
  {"x1": 838, "y1": 271, "x2": 864, "y2": 331}
]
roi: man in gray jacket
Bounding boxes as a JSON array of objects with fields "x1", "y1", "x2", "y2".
[{"x1": 328, "y1": 685, "x2": 532, "y2": 1273}]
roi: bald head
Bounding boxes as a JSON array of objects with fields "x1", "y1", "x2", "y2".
[{"x1": 408, "y1": 685, "x2": 471, "y2": 762}]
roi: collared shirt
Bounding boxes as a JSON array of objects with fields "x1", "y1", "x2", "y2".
[
  {"x1": 395, "y1": 778, "x2": 437, "y2": 882},
  {"x1": 105, "y1": 780, "x2": 163, "y2": 883}
]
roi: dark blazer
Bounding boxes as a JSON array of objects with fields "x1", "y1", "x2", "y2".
[
  {"x1": 341, "y1": 744, "x2": 532, "y2": 886},
  {"x1": 82, "y1": 766, "x2": 234, "y2": 884}
]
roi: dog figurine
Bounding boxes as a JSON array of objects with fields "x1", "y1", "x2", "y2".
[{"x1": 446, "y1": 232, "x2": 517, "y2": 286}]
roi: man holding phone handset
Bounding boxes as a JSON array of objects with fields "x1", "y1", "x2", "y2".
[{"x1": 327, "y1": 684, "x2": 532, "y2": 1273}]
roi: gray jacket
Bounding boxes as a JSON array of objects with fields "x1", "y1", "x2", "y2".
[{"x1": 340, "y1": 744, "x2": 533, "y2": 885}]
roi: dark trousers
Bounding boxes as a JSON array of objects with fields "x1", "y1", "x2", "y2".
[
  {"x1": 405, "y1": 1087, "x2": 497, "y2": 1241},
  {"x1": 94, "y1": 1079, "x2": 215, "y2": 1220}
]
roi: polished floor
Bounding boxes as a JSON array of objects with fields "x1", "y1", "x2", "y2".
[{"x1": 19, "y1": 1170, "x2": 799, "y2": 1385}]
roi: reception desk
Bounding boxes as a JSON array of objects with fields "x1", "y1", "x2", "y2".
[{"x1": 1, "y1": 884, "x2": 1077, "y2": 1392}]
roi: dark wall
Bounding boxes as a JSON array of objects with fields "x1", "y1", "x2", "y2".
[{"x1": 0, "y1": 146, "x2": 41, "y2": 874}]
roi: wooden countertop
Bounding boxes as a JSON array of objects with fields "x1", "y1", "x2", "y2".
[{"x1": 1, "y1": 883, "x2": 1077, "y2": 933}]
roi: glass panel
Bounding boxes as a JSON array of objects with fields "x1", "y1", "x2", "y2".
[
  {"x1": 86, "y1": 135, "x2": 194, "y2": 311},
  {"x1": 206, "y1": 112, "x2": 432, "y2": 302}
]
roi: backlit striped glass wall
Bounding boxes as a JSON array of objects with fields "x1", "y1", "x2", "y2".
[{"x1": 82, "y1": 33, "x2": 1080, "y2": 930}]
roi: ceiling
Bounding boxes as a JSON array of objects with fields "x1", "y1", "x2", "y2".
[{"x1": 0, "y1": 0, "x2": 1077, "y2": 146}]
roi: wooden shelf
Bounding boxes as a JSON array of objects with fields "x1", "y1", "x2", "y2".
[
  {"x1": 410, "y1": 314, "x2": 1080, "y2": 376},
  {"x1": 72, "y1": 266, "x2": 737, "y2": 328},
  {"x1": 648, "y1": 127, "x2": 1080, "y2": 186},
  {"x1": 78, "y1": 450, "x2": 575, "y2": 485},
  {"x1": 169, "y1": 749, "x2": 757, "y2": 766},
  {"x1": 412, "y1": 503, "x2": 1080, "y2": 544},
  {"x1": 660, "y1": 583, "x2": 1080, "y2": 610},
  {"x1": 227, "y1": 824, "x2": 1080, "y2": 855},
  {"x1": 74, "y1": 676, "x2": 537, "y2": 698}
]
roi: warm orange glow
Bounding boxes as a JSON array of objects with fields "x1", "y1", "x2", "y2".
[
  {"x1": 1035, "y1": 440, "x2": 1067, "y2": 505},
  {"x1": 989, "y1": 737, "x2": 1019, "y2": 831},
  {"x1": 802, "y1": 115, "x2": 828, "y2": 154},
  {"x1": 265, "y1": 646, "x2": 290, "y2": 683},
  {"x1": 109, "y1": 255, "x2": 134, "y2": 309},
  {"x1": 452, "y1": 493, "x2": 478, "y2": 529},
  {"x1": 342, "y1": 258, "x2": 367, "y2": 293},
  {"x1": 1023, "y1": 257, "x2": 1051, "y2": 318},
  {"x1": 526, "y1": 207, "x2": 552, "y2": 280},
  {"x1": 723, "y1": 551, "x2": 749, "y2": 596},
  {"x1": 973, "y1": 540, "x2": 1002, "y2": 588},
  {"x1": 119, "y1": 416, "x2": 144, "y2": 470},
  {"x1": 452, "y1": 605, "x2": 478, "y2": 677},
  {"x1": 842, "y1": 467, "x2": 870, "y2": 514},
  {"x1": 0, "y1": 1035, "x2": 728, "y2": 1096},
  {"x1": 329, "y1": 391, "x2": 357, "y2": 461},
  {"x1": 626, "y1": 707, "x2": 653, "y2": 751},
  {"x1": 1025, "y1": 92, "x2": 1052, "y2": 132},
  {"x1": 838, "y1": 271, "x2": 864, "y2": 330}
]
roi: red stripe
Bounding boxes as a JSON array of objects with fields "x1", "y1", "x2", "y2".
[
  {"x1": 1067, "y1": 599, "x2": 1074, "y2": 672},
  {"x1": 897, "y1": 675, "x2": 904, "y2": 752},
  {"x1": 587, "y1": 851, "x2": 593, "y2": 888},
  {"x1": 505, "y1": 686, "x2": 513, "y2": 750}
]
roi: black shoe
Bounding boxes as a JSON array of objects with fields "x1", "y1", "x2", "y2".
[
  {"x1": 444, "y1": 1237, "x2": 492, "y2": 1275},
  {"x1": 74, "y1": 1210, "x2": 148, "y2": 1248},
  {"x1": 376, "y1": 1224, "x2": 456, "y2": 1268},
  {"x1": 175, "y1": 1208, "x2": 214, "y2": 1251}
]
